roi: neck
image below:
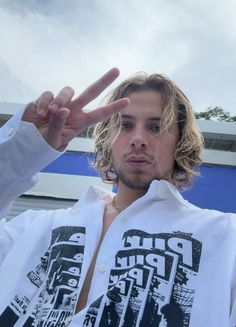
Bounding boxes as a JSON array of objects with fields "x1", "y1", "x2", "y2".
[{"x1": 114, "y1": 182, "x2": 148, "y2": 212}]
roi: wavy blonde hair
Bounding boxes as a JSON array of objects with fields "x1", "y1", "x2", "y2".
[{"x1": 93, "y1": 73, "x2": 203, "y2": 189}]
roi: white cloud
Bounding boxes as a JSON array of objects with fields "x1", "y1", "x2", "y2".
[{"x1": 0, "y1": 0, "x2": 236, "y2": 115}]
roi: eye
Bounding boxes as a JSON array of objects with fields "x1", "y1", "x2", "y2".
[
  {"x1": 149, "y1": 124, "x2": 160, "y2": 133},
  {"x1": 121, "y1": 121, "x2": 133, "y2": 130}
]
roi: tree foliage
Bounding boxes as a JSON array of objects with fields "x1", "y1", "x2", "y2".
[{"x1": 194, "y1": 107, "x2": 236, "y2": 122}]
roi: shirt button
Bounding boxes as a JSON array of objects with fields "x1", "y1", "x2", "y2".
[
  {"x1": 7, "y1": 127, "x2": 14, "y2": 136},
  {"x1": 99, "y1": 263, "x2": 107, "y2": 273}
]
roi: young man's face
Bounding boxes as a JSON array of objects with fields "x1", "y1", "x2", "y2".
[{"x1": 111, "y1": 90, "x2": 179, "y2": 191}]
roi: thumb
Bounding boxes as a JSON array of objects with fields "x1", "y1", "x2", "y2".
[{"x1": 46, "y1": 108, "x2": 70, "y2": 149}]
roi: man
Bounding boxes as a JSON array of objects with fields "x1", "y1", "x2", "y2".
[{"x1": 0, "y1": 68, "x2": 236, "y2": 327}]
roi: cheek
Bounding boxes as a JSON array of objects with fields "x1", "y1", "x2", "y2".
[
  {"x1": 111, "y1": 143, "x2": 121, "y2": 164},
  {"x1": 111, "y1": 135, "x2": 127, "y2": 154},
  {"x1": 153, "y1": 137, "x2": 176, "y2": 162}
]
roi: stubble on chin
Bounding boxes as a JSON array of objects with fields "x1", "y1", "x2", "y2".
[{"x1": 115, "y1": 168, "x2": 155, "y2": 191}]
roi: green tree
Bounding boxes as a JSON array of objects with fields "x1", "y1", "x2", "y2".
[{"x1": 195, "y1": 107, "x2": 236, "y2": 122}]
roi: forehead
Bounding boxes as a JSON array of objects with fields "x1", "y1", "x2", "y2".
[{"x1": 123, "y1": 90, "x2": 163, "y2": 118}]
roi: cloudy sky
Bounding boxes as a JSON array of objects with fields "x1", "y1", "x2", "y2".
[{"x1": 0, "y1": 0, "x2": 236, "y2": 115}]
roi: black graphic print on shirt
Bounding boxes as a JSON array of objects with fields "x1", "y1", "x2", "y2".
[
  {"x1": 83, "y1": 229, "x2": 202, "y2": 327},
  {"x1": 0, "y1": 226, "x2": 86, "y2": 327}
]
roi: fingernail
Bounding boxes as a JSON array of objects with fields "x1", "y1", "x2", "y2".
[{"x1": 49, "y1": 103, "x2": 59, "y2": 113}]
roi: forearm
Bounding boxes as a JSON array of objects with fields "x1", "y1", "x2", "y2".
[{"x1": 0, "y1": 110, "x2": 62, "y2": 218}]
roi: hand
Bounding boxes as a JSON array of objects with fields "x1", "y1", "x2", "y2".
[{"x1": 22, "y1": 68, "x2": 129, "y2": 150}]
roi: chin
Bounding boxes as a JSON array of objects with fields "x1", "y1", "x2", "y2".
[
  {"x1": 119, "y1": 175, "x2": 154, "y2": 191},
  {"x1": 115, "y1": 167, "x2": 168, "y2": 190}
]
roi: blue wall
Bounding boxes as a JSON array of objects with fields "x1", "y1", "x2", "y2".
[
  {"x1": 182, "y1": 165, "x2": 236, "y2": 213},
  {"x1": 42, "y1": 153, "x2": 236, "y2": 213},
  {"x1": 42, "y1": 152, "x2": 97, "y2": 176}
]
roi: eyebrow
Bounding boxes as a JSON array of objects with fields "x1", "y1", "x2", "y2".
[{"x1": 121, "y1": 114, "x2": 161, "y2": 122}]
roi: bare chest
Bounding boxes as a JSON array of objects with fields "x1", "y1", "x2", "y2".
[{"x1": 75, "y1": 206, "x2": 117, "y2": 313}]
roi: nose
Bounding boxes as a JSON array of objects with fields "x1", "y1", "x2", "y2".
[{"x1": 129, "y1": 128, "x2": 148, "y2": 149}]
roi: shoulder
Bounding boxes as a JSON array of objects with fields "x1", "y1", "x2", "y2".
[{"x1": 187, "y1": 204, "x2": 236, "y2": 232}]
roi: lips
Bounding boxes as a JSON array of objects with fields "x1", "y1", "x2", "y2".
[
  {"x1": 126, "y1": 155, "x2": 151, "y2": 163},
  {"x1": 125, "y1": 155, "x2": 152, "y2": 167}
]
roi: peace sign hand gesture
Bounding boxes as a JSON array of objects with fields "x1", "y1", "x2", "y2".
[{"x1": 22, "y1": 68, "x2": 129, "y2": 150}]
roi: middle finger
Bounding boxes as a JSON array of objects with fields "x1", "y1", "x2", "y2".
[{"x1": 71, "y1": 67, "x2": 120, "y2": 109}]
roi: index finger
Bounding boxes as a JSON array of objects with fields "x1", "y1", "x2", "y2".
[
  {"x1": 84, "y1": 98, "x2": 130, "y2": 127},
  {"x1": 71, "y1": 67, "x2": 120, "y2": 109}
]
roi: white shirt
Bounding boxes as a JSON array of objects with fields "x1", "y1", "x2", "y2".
[
  {"x1": 0, "y1": 116, "x2": 236, "y2": 327},
  {"x1": 0, "y1": 109, "x2": 61, "y2": 219}
]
